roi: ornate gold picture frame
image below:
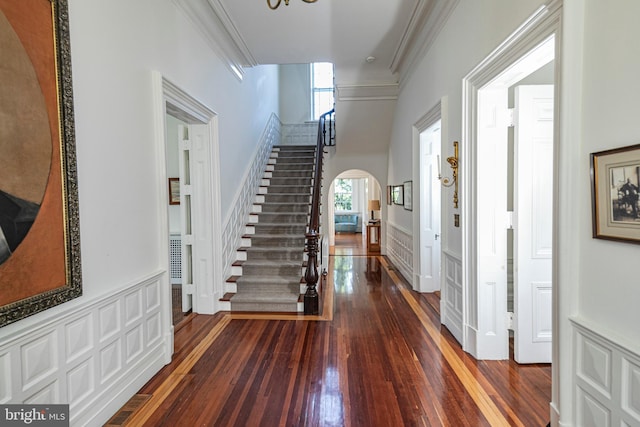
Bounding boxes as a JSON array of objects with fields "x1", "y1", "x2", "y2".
[{"x1": 0, "y1": 0, "x2": 82, "y2": 327}]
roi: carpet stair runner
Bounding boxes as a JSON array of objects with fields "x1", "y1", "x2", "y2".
[{"x1": 226, "y1": 145, "x2": 316, "y2": 312}]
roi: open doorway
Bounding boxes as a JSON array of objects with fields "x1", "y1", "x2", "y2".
[
  {"x1": 328, "y1": 170, "x2": 382, "y2": 256},
  {"x1": 461, "y1": 5, "x2": 561, "y2": 363},
  {"x1": 154, "y1": 74, "x2": 223, "y2": 335}
]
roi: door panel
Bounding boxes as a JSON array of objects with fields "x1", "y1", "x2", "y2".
[
  {"x1": 419, "y1": 123, "x2": 441, "y2": 293},
  {"x1": 178, "y1": 124, "x2": 193, "y2": 313},
  {"x1": 475, "y1": 88, "x2": 509, "y2": 359},
  {"x1": 513, "y1": 85, "x2": 553, "y2": 364}
]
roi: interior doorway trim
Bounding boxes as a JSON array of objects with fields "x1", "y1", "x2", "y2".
[
  {"x1": 152, "y1": 72, "x2": 223, "y2": 338},
  {"x1": 412, "y1": 97, "x2": 446, "y2": 286},
  {"x1": 460, "y1": 0, "x2": 561, "y2": 418}
]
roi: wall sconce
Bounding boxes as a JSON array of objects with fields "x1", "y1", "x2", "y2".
[{"x1": 438, "y1": 141, "x2": 459, "y2": 209}]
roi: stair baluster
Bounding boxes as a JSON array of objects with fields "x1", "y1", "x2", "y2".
[{"x1": 304, "y1": 109, "x2": 334, "y2": 315}]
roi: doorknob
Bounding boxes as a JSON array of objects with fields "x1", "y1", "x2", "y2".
[{"x1": 435, "y1": 234, "x2": 440, "y2": 240}]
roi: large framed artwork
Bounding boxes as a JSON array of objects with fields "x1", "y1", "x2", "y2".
[
  {"x1": 0, "y1": 0, "x2": 81, "y2": 327},
  {"x1": 591, "y1": 144, "x2": 640, "y2": 244}
]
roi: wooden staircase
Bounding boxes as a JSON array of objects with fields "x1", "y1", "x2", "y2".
[{"x1": 225, "y1": 145, "x2": 316, "y2": 312}]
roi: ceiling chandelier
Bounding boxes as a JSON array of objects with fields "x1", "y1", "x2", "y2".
[{"x1": 267, "y1": 0, "x2": 317, "y2": 10}]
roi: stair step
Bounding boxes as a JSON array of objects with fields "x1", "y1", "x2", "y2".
[
  {"x1": 257, "y1": 212, "x2": 308, "y2": 223},
  {"x1": 273, "y1": 163, "x2": 314, "y2": 170},
  {"x1": 228, "y1": 144, "x2": 317, "y2": 313},
  {"x1": 266, "y1": 185, "x2": 312, "y2": 194},
  {"x1": 259, "y1": 203, "x2": 310, "y2": 213},
  {"x1": 263, "y1": 194, "x2": 310, "y2": 203},
  {"x1": 251, "y1": 224, "x2": 307, "y2": 234},
  {"x1": 270, "y1": 170, "x2": 314, "y2": 178},
  {"x1": 268, "y1": 177, "x2": 312, "y2": 186}
]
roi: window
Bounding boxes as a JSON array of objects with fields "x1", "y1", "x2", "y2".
[
  {"x1": 311, "y1": 62, "x2": 334, "y2": 120},
  {"x1": 334, "y1": 178, "x2": 353, "y2": 211}
]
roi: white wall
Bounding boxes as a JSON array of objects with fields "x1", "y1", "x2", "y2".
[
  {"x1": 388, "y1": 0, "x2": 545, "y2": 257},
  {"x1": 577, "y1": 0, "x2": 640, "y2": 354},
  {"x1": 279, "y1": 64, "x2": 311, "y2": 123},
  {"x1": 0, "y1": 0, "x2": 278, "y2": 424},
  {"x1": 69, "y1": 0, "x2": 278, "y2": 292}
]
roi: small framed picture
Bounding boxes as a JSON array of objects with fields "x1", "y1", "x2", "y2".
[
  {"x1": 392, "y1": 185, "x2": 404, "y2": 206},
  {"x1": 168, "y1": 178, "x2": 180, "y2": 205},
  {"x1": 387, "y1": 185, "x2": 392, "y2": 205},
  {"x1": 591, "y1": 143, "x2": 640, "y2": 244},
  {"x1": 403, "y1": 181, "x2": 412, "y2": 211}
]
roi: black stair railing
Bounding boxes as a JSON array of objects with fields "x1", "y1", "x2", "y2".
[{"x1": 304, "y1": 109, "x2": 334, "y2": 314}]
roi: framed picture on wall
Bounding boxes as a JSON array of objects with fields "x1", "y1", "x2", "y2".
[
  {"x1": 591, "y1": 143, "x2": 640, "y2": 244},
  {"x1": 0, "y1": 0, "x2": 82, "y2": 327},
  {"x1": 387, "y1": 185, "x2": 392, "y2": 205},
  {"x1": 403, "y1": 181, "x2": 412, "y2": 211},
  {"x1": 168, "y1": 178, "x2": 180, "y2": 205},
  {"x1": 392, "y1": 185, "x2": 404, "y2": 206}
]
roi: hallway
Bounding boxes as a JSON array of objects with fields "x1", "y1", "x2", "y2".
[{"x1": 114, "y1": 243, "x2": 551, "y2": 426}]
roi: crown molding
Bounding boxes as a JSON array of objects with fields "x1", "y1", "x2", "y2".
[
  {"x1": 390, "y1": 0, "x2": 459, "y2": 87},
  {"x1": 173, "y1": 0, "x2": 257, "y2": 80},
  {"x1": 336, "y1": 83, "x2": 399, "y2": 101}
]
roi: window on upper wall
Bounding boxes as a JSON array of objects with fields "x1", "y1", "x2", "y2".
[
  {"x1": 334, "y1": 178, "x2": 353, "y2": 211},
  {"x1": 311, "y1": 62, "x2": 334, "y2": 120}
]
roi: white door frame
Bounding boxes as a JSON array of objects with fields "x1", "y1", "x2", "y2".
[
  {"x1": 462, "y1": 0, "x2": 561, "y2": 357},
  {"x1": 152, "y1": 72, "x2": 223, "y2": 337},
  {"x1": 413, "y1": 99, "x2": 446, "y2": 291}
]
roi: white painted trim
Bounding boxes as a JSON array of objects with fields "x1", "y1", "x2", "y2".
[
  {"x1": 386, "y1": 221, "x2": 413, "y2": 287},
  {"x1": 153, "y1": 72, "x2": 223, "y2": 314},
  {"x1": 336, "y1": 83, "x2": 399, "y2": 101},
  {"x1": 0, "y1": 272, "x2": 167, "y2": 426},
  {"x1": 571, "y1": 317, "x2": 640, "y2": 427},
  {"x1": 462, "y1": 0, "x2": 561, "y2": 355},
  {"x1": 172, "y1": 0, "x2": 256, "y2": 81},
  {"x1": 393, "y1": 0, "x2": 460, "y2": 88}
]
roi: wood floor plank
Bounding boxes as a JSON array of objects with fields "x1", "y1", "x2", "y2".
[{"x1": 124, "y1": 240, "x2": 550, "y2": 427}]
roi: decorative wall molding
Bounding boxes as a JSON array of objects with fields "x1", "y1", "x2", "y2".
[
  {"x1": 281, "y1": 123, "x2": 316, "y2": 146},
  {"x1": 391, "y1": 0, "x2": 460, "y2": 87},
  {"x1": 0, "y1": 272, "x2": 169, "y2": 426},
  {"x1": 222, "y1": 114, "x2": 281, "y2": 285},
  {"x1": 173, "y1": 0, "x2": 257, "y2": 80},
  {"x1": 441, "y1": 250, "x2": 463, "y2": 344},
  {"x1": 572, "y1": 317, "x2": 640, "y2": 427},
  {"x1": 336, "y1": 83, "x2": 399, "y2": 101},
  {"x1": 386, "y1": 222, "x2": 413, "y2": 286}
]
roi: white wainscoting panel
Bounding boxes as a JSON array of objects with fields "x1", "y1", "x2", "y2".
[
  {"x1": 386, "y1": 222, "x2": 413, "y2": 286},
  {"x1": 0, "y1": 271, "x2": 169, "y2": 426},
  {"x1": 281, "y1": 123, "x2": 316, "y2": 146},
  {"x1": 442, "y1": 251, "x2": 463, "y2": 344},
  {"x1": 573, "y1": 318, "x2": 640, "y2": 427}
]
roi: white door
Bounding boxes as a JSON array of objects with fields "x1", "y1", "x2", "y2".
[
  {"x1": 475, "y1": 88, "x2": 510, "y2": 359},
  {"x1": 513, "y1": 85, "x2": 554, "y2": 364},
  {"x1": 178, "y1": 124, "x2": 194, "y2": 313},
  {"x1": 419, "y1": 123, "x2": 441, "y2": 292},
  {"x1": 178, "y1": 123, "x2": 216, "y2": 314}
]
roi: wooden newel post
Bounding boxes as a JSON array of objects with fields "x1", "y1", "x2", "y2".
[{"x1": 304, "y1": 231, "x2": 319, "y2": 315}]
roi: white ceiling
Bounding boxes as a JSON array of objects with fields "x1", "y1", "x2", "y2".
[{"x1": 199, "y1": 0, "x2": 454, "y2": 85}]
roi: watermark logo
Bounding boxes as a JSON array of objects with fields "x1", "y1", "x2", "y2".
[{"x1": 0, "y1": 405, "x2": 68, "y2": 426}]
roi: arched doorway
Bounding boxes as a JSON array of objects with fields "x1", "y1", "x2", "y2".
[{"x1": 328, "y1": 169, "x2": 382, "y2": 256}]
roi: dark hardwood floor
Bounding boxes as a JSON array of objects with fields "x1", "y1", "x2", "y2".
[{"x1": 117, "y1": 234, "x2": 551, "y2": 426}]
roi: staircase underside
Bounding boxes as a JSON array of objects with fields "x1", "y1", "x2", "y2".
[{"x1": 227, "y1": 145, "x2": 315, "y2": 312}]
